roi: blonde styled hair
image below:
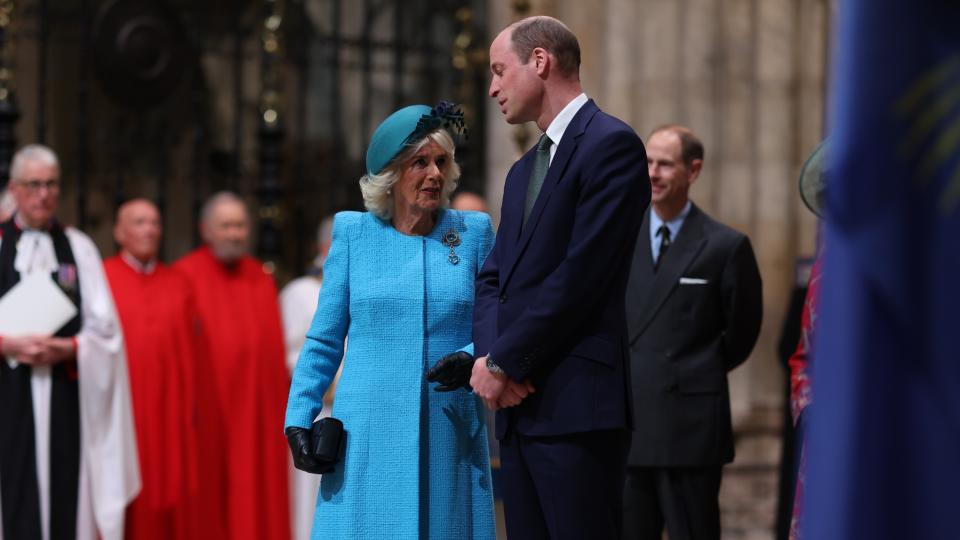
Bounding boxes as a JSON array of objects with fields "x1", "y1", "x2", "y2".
[{"x1": 359, "y1": 129, "x2": 460, "y2": 220}]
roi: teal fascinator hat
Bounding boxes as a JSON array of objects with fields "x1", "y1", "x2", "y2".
[{"x1": 365, "y1": 101, "x2": 466, "y2": 176}]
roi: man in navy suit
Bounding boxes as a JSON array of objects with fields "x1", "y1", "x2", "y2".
[{"x1": 470, "y1": 16, "x2": 650, "y2": 539}]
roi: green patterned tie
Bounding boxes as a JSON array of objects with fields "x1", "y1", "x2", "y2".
[{"x1": 523, "y1": 133, "x2": 553, "y2": 228}]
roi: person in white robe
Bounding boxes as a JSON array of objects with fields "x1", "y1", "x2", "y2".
[
  {"x1": 0, "y1": 144, "x2": 139, "y2": 540},
  {"x1": 278, "y1": 216, "x2": 342, "y2": 540}
]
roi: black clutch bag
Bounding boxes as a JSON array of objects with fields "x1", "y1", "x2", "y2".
[{"x1": 311, "y1": 417, "x2": 345, "y2": 463}]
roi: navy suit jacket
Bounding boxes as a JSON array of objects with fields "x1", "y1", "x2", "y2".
[{"x1": 473, "y1": 100, "x2": 650, "y2": 439}]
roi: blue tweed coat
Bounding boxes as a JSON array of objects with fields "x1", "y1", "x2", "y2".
[{"x1": 285, "y1": 209, "x2": 496, "y2": 540}]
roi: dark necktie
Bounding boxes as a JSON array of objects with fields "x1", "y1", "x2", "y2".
[
  {"x1": 523, "y1": 133, "x2": 553, "y2": 227},
  {"x1": 655, "y1": 224, "x2": 671, "y2": 271}
]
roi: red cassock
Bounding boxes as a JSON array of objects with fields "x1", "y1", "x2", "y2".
[
  {"x1": 174, "y1": 246, "x2": 291, "y2": 540},
  {"x1": 104, "y1": 256, "x2": 227, "y2": 539}
]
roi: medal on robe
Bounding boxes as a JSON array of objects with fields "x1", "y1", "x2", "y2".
[{"x1": 57, "y1": 263, "x2": 78, "y2": 293}]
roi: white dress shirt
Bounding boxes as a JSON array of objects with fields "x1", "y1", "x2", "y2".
[{"x1": 544, "y1": 92, "x2": 589, "y2": 164}]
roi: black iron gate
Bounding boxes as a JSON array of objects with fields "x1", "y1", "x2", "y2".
[{"x1": 1, "y1": 0, "x2": 488, "y2": 280}]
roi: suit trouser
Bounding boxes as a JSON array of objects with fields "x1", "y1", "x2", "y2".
[
  {"x1": 622, "y1": 465, "x2": 722, "y2": 540},
  {"x1": 500, "y1": 428, "x2": 630, "y2": 540}
]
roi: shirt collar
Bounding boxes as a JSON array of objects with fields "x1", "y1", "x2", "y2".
[
  {"x1": 544, "y1": 93, "x2": 589, "y2": 149},
  {"x1": 650, "y1": 200, "x2": 693, "y2": 244},
  {"x1": 121, "y1": 251, "x2": 157, "y2": 275}
]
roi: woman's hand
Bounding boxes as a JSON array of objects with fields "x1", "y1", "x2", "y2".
[
  {"x1": 426, "y1": 351, "x2": 475, "y2": 391},
  {"x1": 285, "y1": 426, "x2": 335, "y2": 474}
]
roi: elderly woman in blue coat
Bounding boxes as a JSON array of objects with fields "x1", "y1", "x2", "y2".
[{"x1": 284, "y1": 103, "x2": 501, "y2": 539}]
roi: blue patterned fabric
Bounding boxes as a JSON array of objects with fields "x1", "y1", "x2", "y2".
[{"x1": 285, "y1": 209, "x2": 496, "y2": 540}]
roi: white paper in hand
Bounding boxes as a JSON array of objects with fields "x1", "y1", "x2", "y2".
[{"x1": 0, "y1": 272, "x2": 79, "y2": 336}]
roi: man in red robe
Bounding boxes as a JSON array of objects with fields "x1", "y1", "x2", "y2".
[
  {"x1": 104, "y1": 199, "x2": 226, "y2": 539},
  {"x1": 174, "y1": 192, "x2": 290, "y2": 540}
]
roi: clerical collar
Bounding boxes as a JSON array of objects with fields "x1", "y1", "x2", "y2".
[{"x1": 121, "y1": 251, "x2": 157, "y2": 275}]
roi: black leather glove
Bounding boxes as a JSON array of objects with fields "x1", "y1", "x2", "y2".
[
  {"x1": 426, "y1": 351, "x2": 475, "y2": 391},
  {"x1": 285, "y1": 426, "x2": 335, "y2": 474}
]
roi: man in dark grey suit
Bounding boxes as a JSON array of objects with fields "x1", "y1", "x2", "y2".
[{"x1": 623, "y1": 125, "x2": 763, "y2": 540}]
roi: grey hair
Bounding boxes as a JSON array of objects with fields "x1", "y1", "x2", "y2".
[
  {"x1": 358, "y1": 129, "x2": 460, "y2": 220},
  {"x1": 200, "y1": 191, "x2": 248, "y2": 225},
  {"x1": 11, "y1": 144, "x2": 60, "y2": 180},
  {"x1": 317, "y1": 215, "x2": 334, "y2": 246}
]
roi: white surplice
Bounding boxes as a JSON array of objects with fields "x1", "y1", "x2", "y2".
[
  {"x1": 0, "y1": 227, "x2": 140, "y2": 540},
  {"x1": 279, "y1": 274, "x2": 323, "y2": 540}
]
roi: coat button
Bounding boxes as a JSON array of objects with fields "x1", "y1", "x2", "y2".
[{"x1": 499, "y1": 294, "x2": 507, "y2": 304}]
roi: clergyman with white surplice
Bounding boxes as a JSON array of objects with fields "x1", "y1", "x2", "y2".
[{"x1": 0, "y1": 144, "x2": 140, "y2": 540}]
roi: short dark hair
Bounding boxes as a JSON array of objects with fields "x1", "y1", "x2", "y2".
[
  {"x1": 649, "y1": 124, "x2": 704, "y2": 167},
  {"x1": 510, "y1": 17, "x2": 581, "y2": 78}
]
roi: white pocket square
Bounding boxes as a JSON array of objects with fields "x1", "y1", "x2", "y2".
[{"x1": 679, "y1": 277, "x2": 708, "y2": 285}]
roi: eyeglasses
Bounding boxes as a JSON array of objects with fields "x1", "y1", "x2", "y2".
[{"x1": 13, "y1": 179, "x2": 60, "y2": 193}]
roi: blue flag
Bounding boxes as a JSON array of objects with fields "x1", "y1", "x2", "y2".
[{"x1": 804, "y1": 1, "x2": 960, "y2": 539}]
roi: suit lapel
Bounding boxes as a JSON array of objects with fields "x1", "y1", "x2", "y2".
[
  {"x1": 626, "y1": 210, "x2": 654, "y2": 333},
  {"x1": 630, "y1": 204, "x2": 708, "y2": 342},
  {"x1": 501, "y1": 100, "x2": 599, "y2": 288}
]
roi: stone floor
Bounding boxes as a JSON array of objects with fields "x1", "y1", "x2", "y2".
[{"x1": 720, "y1": 406, "x2": 784, "y2": 540}]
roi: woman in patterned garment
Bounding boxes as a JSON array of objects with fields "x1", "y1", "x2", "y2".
[
  {"x1": 283, "y1": 103, "x2": 497, "y2": 540},
  {"x1": 788, "y1": 140, "x2": 829, "y2": 540},
  {"x1": 788, "y1": 252, "x2": 821, "y2": 540}
]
